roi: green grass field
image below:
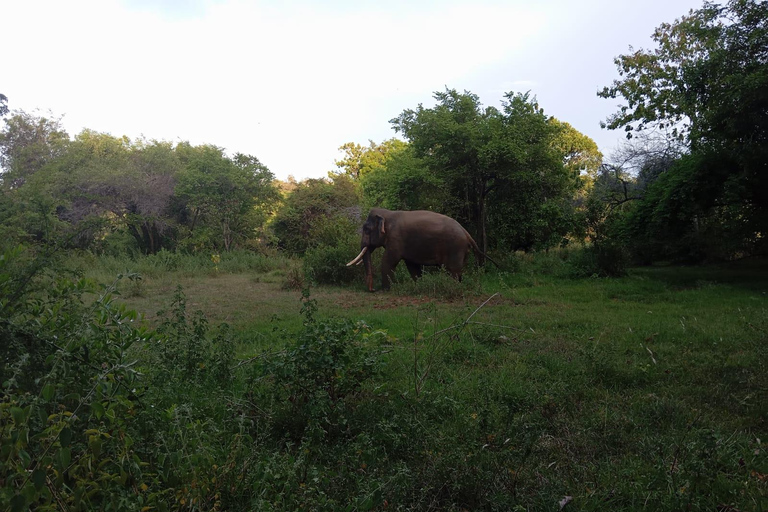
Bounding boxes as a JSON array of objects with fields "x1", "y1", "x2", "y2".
[{"x1": 66, "y1": 251, "x2": 767, "y2": 510}]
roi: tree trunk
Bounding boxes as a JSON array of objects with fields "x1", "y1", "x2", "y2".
[{"x1": 475, "y1": 178, "x2": 489, "y2": 256}]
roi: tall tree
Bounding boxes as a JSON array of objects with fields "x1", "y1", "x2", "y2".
[
  {"x1": 333, "y1": 139, "x2": 408, "y2": 180},
  {"x1": 598, "y1": 0, "x2": 768, "y2": 259},
  {"x1": 549, "y1": 119, "x2": 602, "y2": 181},
  {"x1": 0, "y1": 111, "x2": 69, "y2": 189},
  {"x1": 391, "y1": 89, "x2": 574, "y2": 252},
  {"x1": 124, "y1": 140, "x2": 181, "y2": 253},
  {"x1": 359, "y1": 144, "x2": 445, "y2": 211},
  {"x1": 174, "y1": 144, "x2": 279, "y2": 251}
]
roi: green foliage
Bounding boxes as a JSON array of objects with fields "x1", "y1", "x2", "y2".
[
  {"x1": 0, "y1": 115, "x2": 279, "y2": 253},
  {"x1": 0, "y1": 110, "x2": 69, "y2": 190},
  {"x1": 174, "y1": 144, "x2": 279, "y2": 252},
  {"x1": 598, "y1": 0, "x2": 768, "y2": 261},
  {"x1": 333, "y1": 138, "x2": 408, "y2": 180},
  {"x1": 392, "y1": 89, "x2": 585, "y2": 252},
  {"x1": 359, "y1": 144, "x2": 446, "y2": 211},
  {"x1": 152, "y1": 286, "x2": 236, "y2": 387},
  {"x1": 304, "y1": 244, "x2": 359, "y2": 286},
  {"x1": 270, "y1": 175, "x2": 360, "y2": 255},
  {"x1": 301, "y1": 213, "x2": 360, "y2": 285},
  {"x1": 616, "y1": 151, "x2": 765, "y2": 263},
  {"x1": 0, "y1": 246, "x2": 157, "y2": 511},
  {"x1": 4, "y1": 245, "x2": 768, "y2": 511},
  {"x1": 262, "y1": 312, "x2": 383, "y2": 444}
]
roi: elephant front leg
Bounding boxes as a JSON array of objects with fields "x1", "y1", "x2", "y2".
[{"x1": 381, "y1": 253, "x2": 400, "y2": 290}]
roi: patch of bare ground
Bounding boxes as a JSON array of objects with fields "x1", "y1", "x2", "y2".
[
  {"x1": 330, "y1": 290, "x2": 516, "y2": 310},
  {"x1": 118, "y1": 273, "x2": 303, "y2": 327},
  {"x1": 116, "y1": 272, "x2": 519, "y2": 333}
]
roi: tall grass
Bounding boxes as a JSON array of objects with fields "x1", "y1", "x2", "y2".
[{"x1": 70, "y1": 248, "x2": 295, "y2": 281}]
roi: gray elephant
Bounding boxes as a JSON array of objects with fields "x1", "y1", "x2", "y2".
[{"x1": 347, "y1": 208, "x2": 497, "y2": 291}]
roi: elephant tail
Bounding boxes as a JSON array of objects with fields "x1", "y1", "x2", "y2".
[{"x1": 466, "y1": 231, "x2": 501, "y2": 269}]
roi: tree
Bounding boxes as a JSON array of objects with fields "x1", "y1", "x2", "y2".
[
  {"x1": 359, "y1": 144, "x2": 445, "y2": 211},
  {"x1": 391, "y1": 89, "x2": 577, "y2": 252},
  {"x1": 598, "y1": 0, "x2": 768, "y2": 259},
  {"x1": 0, "y1": 94, "x2": 8, "y2": 118},
  {"x1": 174, "y1": 144, "x2": 278, "y2": 252},
  {"x1": 0, "y1": 111, "x2": 69, "y2": 189},
  {"x1": 270, "y1": 175, "x2": 360, "y2": 254},
  {"x1": 549, "y1": 119, "x2": 602, "y2": 181},
  {"x1": 124, "y1": 140, "x2": 182, "y2": 253},
  {"x1": 333, "y1": 139, "x2": 408, "y2": 180}
]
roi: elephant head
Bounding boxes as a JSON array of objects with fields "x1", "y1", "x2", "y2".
[{"x1": 346, "y1": 212, "x2": 386, "y2": 291}]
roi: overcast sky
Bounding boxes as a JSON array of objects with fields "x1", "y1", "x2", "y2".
[{"x1": 4, "y1": 0, "x2": 703, "y2": 181}]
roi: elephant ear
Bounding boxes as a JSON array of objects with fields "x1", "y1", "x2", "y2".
[{"x1": 376, "y1": 215, "x2": 385, "y2": 236}]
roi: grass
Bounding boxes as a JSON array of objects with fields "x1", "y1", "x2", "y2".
[{"x1": 69, "y1": 251, "x2": 767, "y2": 510}]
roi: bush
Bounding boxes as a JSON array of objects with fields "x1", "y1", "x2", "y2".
[
  {"x1": 568, "y1": 244, "x2": 630, "y2": 277},
  {"x1": 270, "y1": 176, "x2": 360, "y2": 254},
  {"x1": 261, "y1": 314, "x2": 383, "y2": 444},
  {"x1": 304, "y1": 242, "x2": 360, "y2": 285},
  {"x1": 0, "y1": 246, "x2": 158, "y2": 511}
]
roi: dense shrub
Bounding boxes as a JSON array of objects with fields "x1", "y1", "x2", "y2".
[
  {"x1": 270, "y1": 176, "x2": 360, "y2": 255},
  {"x1": 304, "y1": 241, "x2": 360, "y2": 285},
  {"x1": 0, "y1": 246, "x2": 158, "y2": 511}
]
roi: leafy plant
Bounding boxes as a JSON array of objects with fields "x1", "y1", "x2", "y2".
[{"x1": 0, "y1": 246, "x2": 157, "y2": 511}]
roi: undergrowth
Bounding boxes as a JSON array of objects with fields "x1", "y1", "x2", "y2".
[{"x1": 2, "y1": 245, "x2": 766, "y2": 511}]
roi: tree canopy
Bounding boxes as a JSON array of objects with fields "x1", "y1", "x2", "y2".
[
  {"x1": 391, "y1": 89, "x2": 593, "y2": 252},
  {"x1": 0, "y1": 113, "x2": 279, "y2": 254},
  {"x1": 598, "y1": 0, "x2": 768, "y2": 260}
]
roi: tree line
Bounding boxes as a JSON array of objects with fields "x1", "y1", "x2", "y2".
[
  {"x1": 2, "y1": 0, "x2": 766, "y2": 269},
  {"x1": 0, "y1": 92, "x2": 600, "y2": 261}
]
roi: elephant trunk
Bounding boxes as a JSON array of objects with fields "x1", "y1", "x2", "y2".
[{"x1": 363, "y1": 250, "x2": 374, "y2": 292}]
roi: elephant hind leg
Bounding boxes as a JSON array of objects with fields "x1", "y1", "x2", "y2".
[
  {"x1": 444, "y1": 249, "x2": 469, "y2": 282},
  {"x1": 405, "y1": 260, "x2": 423, "y2": 281},
  {"x1": 446, "y1": 267, "x2": 463, "y2": 282}
]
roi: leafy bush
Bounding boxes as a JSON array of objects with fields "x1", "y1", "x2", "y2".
[
  {"x1": 304, "y1": 242, "x2": 359, "y2": 285},
  {"x1": 0, "y1": 246, "x2": 158, "y2": 511},
  {"x1": 270, "y1": 176, "x2": 360, "y2": 254},
  {"x1": 262, "y1": 314, "x2": 383, "y2": 444}
]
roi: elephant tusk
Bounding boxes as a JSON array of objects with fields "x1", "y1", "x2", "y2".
[{"x1": 346, "y1": 246, "x2": 368, "y2": 266}]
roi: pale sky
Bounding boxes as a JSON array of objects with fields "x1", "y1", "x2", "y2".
[{"x1": 4, "y1": 0, "x2": 703, "y2": 181}]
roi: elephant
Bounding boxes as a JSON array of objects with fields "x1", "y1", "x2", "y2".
[{"x1": 346, "y1": 208, "x2": 498, "y2": 291}]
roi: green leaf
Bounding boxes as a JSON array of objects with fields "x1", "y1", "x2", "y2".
[
  {"x1": 10, "y1": 494, "x2": 27, "y2": 512},
  {"x1": 60, "y1": 447, "x2": 71, "y2": 469},
  {"x1": 18, "y1": 449, "x2": 31, "y2": 469},
  {"x1": 32, "y1": 469, "x2": 46, "y2": 490},
  {"x1": 60, "y1": 427, "x2": 72, "y2": 448},
  {"x1": 91, "y1": 401, "x2": 105, "y2": 419},
  {"x1": 42, "y1": 382, "x2": 55, "y2": 401},
  {"x1": 10, "y1": 406, "x2": 26, "y2": 425},
  {"x1": 89, "y1": 436, "x2": 102, "y2": 459}
]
